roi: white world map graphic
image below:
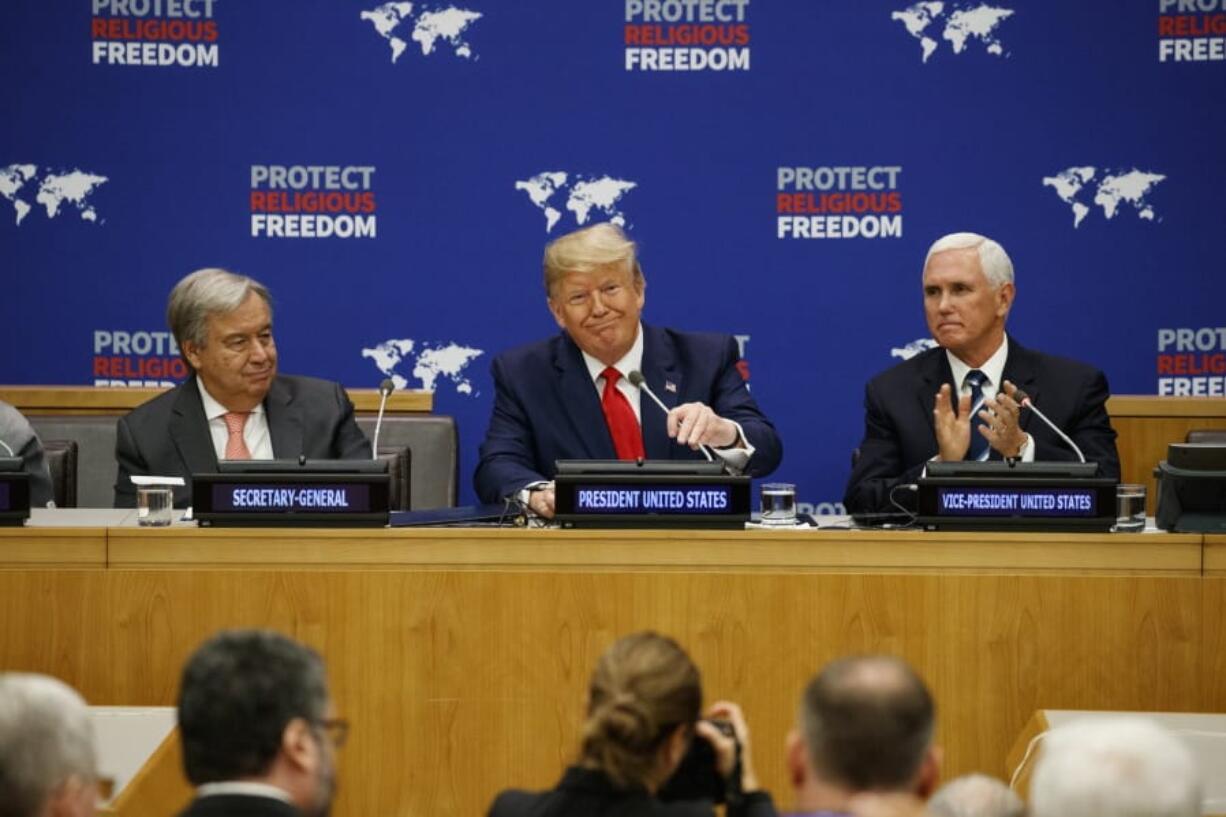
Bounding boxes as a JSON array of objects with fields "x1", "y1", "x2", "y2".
[
  {"x1": 361, "y1": 2, "x2": 482, "y2": 63},
  {"x1": 1042, "y1": 167, "x2": 1166, "y2": 228},
  {"x1": 362, "y1": 338, "x2": 484, "y2": 396},
  {"x1": 892, "y1": 2, "x2": 1014, "y2": 63},
  {"x1": 891, "y1": 338, "x2": 938, "y2": 360},
  {"x1": 515, "y1": 172, "x2": 637, "y2": 233},
  {"x1": 1, "y1": 164, "x2": 108, "y2": 226}
]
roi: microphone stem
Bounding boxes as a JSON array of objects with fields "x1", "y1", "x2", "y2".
[{"x1": 1023, "y1": 401, "x2": 1086, "y2": 463}]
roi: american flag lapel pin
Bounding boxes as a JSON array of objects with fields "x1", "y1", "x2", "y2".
[{"x1": 665, "y1": 381, "x2": 677, "y2": 394}]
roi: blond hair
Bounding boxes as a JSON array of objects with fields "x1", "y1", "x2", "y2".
[{"x1": 543, "y1": 222, "x2": 643, "y2": 296}]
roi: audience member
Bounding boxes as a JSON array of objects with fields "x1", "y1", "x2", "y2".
[
  {"x1": 785, "y1": 655, "x2": 939, "y2": 817},
  {"x1": 1030, "y1": 717, "x2": 1200, "y2": 817},
  {"x1": 0, "y1": 673, "x2": 97, "y2": 817},
  {"x1": 487, "y1": 630, "x2": 774, "y2": 816},
  {"x1": 928, "y1": 774, "x2": 1024, "y2": 817},
  {"x1": 177, "y1": 630, "x2": 345, "y2": 817}
]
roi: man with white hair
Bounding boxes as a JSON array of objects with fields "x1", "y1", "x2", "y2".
[
  {"x1": 844, "y1": 232, "x2": 1120, "y2": 515},
  {"x1": 114, "y1": 268, "x2": 371, "y2": 507},
  {"x1": 1030, "y1": 717, "x2": 1201, "y2": 817},
  {"x1": 928, "y1": 774, "x2": 1025, "y2": 817},
  {"x1": 0, "y1": 673, "x2": 98, "y2": 817}
]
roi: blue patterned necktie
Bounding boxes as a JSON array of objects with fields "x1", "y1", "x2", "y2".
[{"x1": 964, "y1": 369, "x2": 990, "y2": 461}]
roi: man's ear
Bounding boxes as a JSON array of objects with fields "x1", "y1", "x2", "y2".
[
  {"x1": 914, "y1": 745, "x2": 942, "y2": 799},
  {"x1": 46, "y1": 774, "x2": 99, "y2": 817},
  {"x1": 181, "y1": 341, "x2": 203, "y2": 371},
  {"x1": 282, "y1": 717, "x2": 319, "y2": 772},
  {"x1": 547, "y1": 297, "x2": 566, "y2": 329},
  {"x1": 785, "y1": 728, "x2": 808, "y2": 789},
  {"x1": 996, "y1": 282, "x2": 1016, "y2": 318}
]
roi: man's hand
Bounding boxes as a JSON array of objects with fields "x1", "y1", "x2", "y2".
[
  {"x1": 979, "y1": 380, "x2": 1027, "y2": 458},
  {"x1": 933, "y1": 384, "x2": 971, "y2": 461},
  {"x1": 526, "y1": 483, "x2": 556, "y2": 519},
  {"x1": 668, "y1": 403, "x2": 740, "y2": 450}
]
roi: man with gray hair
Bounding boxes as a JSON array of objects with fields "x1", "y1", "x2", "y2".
[
  {"x1": 1030, "y1": 717, "x2": 1200, "y2": 817},
  {"x1": 929, "y1": 774, "x2": 1025, "y2": 817},
  {"x1": 784, "y1": 655, "x2": 940, "y2": 816},
  {"x1": 114, "y1": 268, "x2": 371, "y2": 507},
  {"x1": 844, "y1": 232, "x2": 1119, "y2": 515},
  {"x1": 0, "y1": 673, "x2": 98, "y2": 817}
]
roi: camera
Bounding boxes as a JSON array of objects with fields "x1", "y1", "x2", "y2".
[{"x1": 658, "y1": 718, "x2": 742, "y2": 804}]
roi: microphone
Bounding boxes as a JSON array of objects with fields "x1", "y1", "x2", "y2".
[
  {"x1": 626, "y1": 370, "x2": 715, "y2": 462},
  {"x1": 372, "y1": 378, "x2": 395, "y2": 460},
  {"x1": 1011, "y1": 388, "x2": 1086, "y2": 463},
  {"x1": 0, "y1": 440, "x2": 14, "y2": 457}
]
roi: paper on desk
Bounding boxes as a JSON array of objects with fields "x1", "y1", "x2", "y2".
[{"x1": 130, "y1": 475, "x2": 185, "y2": 486}]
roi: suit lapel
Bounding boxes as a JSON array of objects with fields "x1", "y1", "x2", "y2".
[
  {"x1": 640, "y1": 325, "x2": 680, "y2": 461},
  {"x1": 914, "y1": 348, "x2": 954, "y2": 438},
  {"x1": 554, "y1": 335, "x2": 616, "y2": 459},
  {"x1": 170, "y1": 377, "x2": 219, "y2": 475},
  {"x1": 265, "y1": 376, "x2": 303, "y2": 460},
  {"x1": 1002, "y1": 337, "x2": 1040, "y2": 435}
]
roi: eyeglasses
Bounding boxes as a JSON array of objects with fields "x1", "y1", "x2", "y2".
[{"x1": 316, "y1": 718, "x2": 350, "y2": 748}]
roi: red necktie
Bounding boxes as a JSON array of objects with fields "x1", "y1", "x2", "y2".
[{"x1": 600, "y1": 367, "x2": 644, "y2": 460}]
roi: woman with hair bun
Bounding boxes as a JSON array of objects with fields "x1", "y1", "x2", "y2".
[{"x1": 487, "y1": 631, "x2": 775, "y2": 817}]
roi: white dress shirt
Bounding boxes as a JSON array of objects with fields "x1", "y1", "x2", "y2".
[
  {"x1": 944, "y1": 334, "x2": 1035, "y2": 461},
  {"x1": 195, "y1": 781, "x2": 292, "y2": 802},
  {"x1": 197, "y1": 379, "x2": 274, "y2": 461}
]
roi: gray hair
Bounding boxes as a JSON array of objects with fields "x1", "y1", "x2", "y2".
[
  {"x1": 0, "y1": 674, "x2": 96, "y2": 817},
  {"x1": 1031, "y1": 717, "x2": 1201, "y2": 817},
  {"x1": 167, "y1": 267, "x2": 272, "y2": 351},
  {"x1": 929, "y1": 774, "x2": 1026, "y2": 817},
  {"x1": 924, "y1": 233, "x2": 1014, "y2": 288}
]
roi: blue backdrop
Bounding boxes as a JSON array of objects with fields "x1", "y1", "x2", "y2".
[{"x1": 4, "y1": 0, "x2": 1223, "y2": 510}]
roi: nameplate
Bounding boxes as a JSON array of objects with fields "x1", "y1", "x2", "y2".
[
  {"x1": 554, "y1": 463, "x2": 750, "y2": 529},
  {"x1": 917, "y1": 474, "x2": 1115, "y2": 532},
  {"x1": 193, "y1": 472, "x2": 389, "y2": 527},
  {"x1": 0, "y1": 464, "x2": 31, "y2": 526}
]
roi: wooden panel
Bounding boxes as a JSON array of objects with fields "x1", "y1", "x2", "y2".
[
  {"x1": 0, "y1": 526, "x2": 107, "y2": 567},
  {"x1": 0, "y1": 564, "x2": 1215, "y2": 817},
  {"x1": 0, "y1": 385, "x2": 432, "y2": 414},
  {"x1": 103, "y1": 730, "x2": 192, "y2": 817},
  {"x1": 104, "y1": 527, "x2": 1203, "y2": 575},
  {"x1": 1207, "y1": 536, "x2": 1226, "y2": 577},
  {"x1": 1108, "y1": 397, "x2": 1226, "y2": 418}
]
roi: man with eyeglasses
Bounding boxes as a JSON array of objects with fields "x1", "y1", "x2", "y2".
[
  {"x1": 114, "y1": 267, "x2": 371, "y2": 507},
  {"x1": 473, "y1": 222, "x2": 783, "y2": 518},
  {"x1": 176, "y1": 630, "x2": 347, "y2": 817}
]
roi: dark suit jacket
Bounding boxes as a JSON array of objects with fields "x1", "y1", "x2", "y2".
[
  {"x1": 114, "y1": 374, "x2": 372, "y2": 507},
  {"x1": 488, "y1": 766, "x2": 777, "y2": 817},
  {"x1": 473, "y1": 325, "x2": 783, "y2": 502},
  {"x1": 177, "y1": 794, "x2": 301, "y2": 817},
  {"x1": 844, "y1": 339, "x2": 1121, "y2": 515},
  {"x1": 0, "y1": 399, "x2": 54, "y2": 508}
]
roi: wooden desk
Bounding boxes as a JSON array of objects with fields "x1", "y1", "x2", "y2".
[{"x1": 0, "y1": 522, "x2": 1221, "y2": 817}]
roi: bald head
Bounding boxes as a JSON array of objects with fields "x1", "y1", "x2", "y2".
[{"x1": 800, "y1": 655, "x2": 935, "y2": 791}]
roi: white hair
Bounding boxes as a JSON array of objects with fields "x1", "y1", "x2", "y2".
[
  {"x1": 929, "y1": 774, "x2": 1026, "y2": 817},
  {"x1": 1030, "y1": 717, "x2": 1201, "y2": 817},
  {"x1": 0, "y1": 674, "x2": 96, "y2": 817},
  {"x1": 923, "y1": 232, "x2": 1014, "y2": 288}
]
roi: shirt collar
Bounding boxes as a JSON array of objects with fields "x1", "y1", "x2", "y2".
[
  {"x1": 196, "y1": 377, "x2": 266, "y2": 421},
  {"x1": 580, "y1": 323, "x2": 644, "y2": 384},
  {"x1": 195, "y1": 781, "x2": 292, "y2": 803},
  {"x1": 946, "y1": 333, "x2": 1009, "y2": 390}
]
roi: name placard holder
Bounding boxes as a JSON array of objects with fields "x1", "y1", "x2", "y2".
[
  {"x1": 193, "y1": 461, "x2": 390, "y2": 527},
  {"x1": 917, "y1": 462, "x2": 1115, "y2": 532},
  {"x1": 553, "y1": 460, "x2": 750, "y2": 529},
  {"x1": 0, "y1": 460, "x2": 31, "y2": 526}
]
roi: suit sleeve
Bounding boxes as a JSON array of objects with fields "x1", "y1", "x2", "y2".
[
  {"x1": 843, "y1": 379, "x2": 928, "y2": 515},
  {"x1": 1032, "y1": 368, "x2": 1120, "y2": 480},
  {"x1": 113, "y1": 415, "x2": 144, "y2": 508},
  {"x1": 711, "y1": 337, "x2": 783, "y2": 478},
  {"x1": 329, "y1": 383, "x2": 373, "y2": 460},
  {"x1": 473, "y1": 356, "x2": 550, "y2": 503}
]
